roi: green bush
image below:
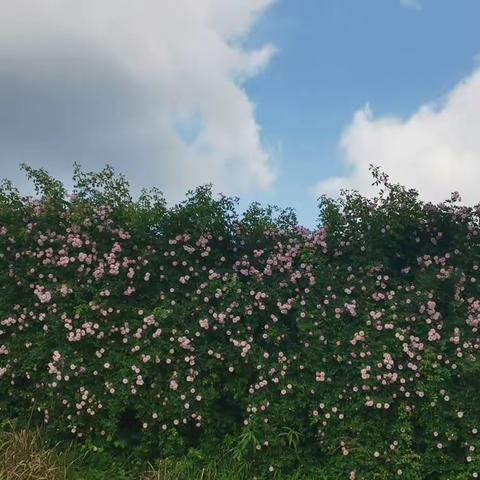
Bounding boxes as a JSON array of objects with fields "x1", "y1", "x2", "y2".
[{"x1": 1, "y1": 163, "x2": 480, "y2": 479}]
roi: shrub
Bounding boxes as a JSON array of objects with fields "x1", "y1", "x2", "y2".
[{"x1": 1, "y1": 164, "x2": 480, "y2": 478}]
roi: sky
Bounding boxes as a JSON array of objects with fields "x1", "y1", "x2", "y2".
[{"x1": 1, "y1": 0, "x2": 480, "y2": 227}]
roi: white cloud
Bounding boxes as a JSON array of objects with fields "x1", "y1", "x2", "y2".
[
  {"x1": 313, "y1": 68, "x2": 480, "y2": 205},
  {"x1": 400, "y1": 0, "x2": 422, "y2": 10},
  {"x1": 0, "y1": 0, "x2": 276, "y2": 200}
]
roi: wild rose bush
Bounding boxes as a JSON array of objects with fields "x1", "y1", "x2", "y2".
[{"x1": 1, "y1": 164, "x2": 480, "y2": 479}]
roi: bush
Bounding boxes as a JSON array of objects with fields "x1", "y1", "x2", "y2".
[{"x1": 1, "y1": 163, "x2": 480, "y2": 478}]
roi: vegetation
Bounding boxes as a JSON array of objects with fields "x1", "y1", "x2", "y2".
[
  {"x1": 0, "y1": 422, "x2": 76, "y2": 480},
  {"x1": 1, "y1": 164, "x2": 480, "y2": 478}
]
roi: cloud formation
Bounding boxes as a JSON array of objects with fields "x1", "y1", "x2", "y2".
[
  {"x1": 314, "y1": 68, "x2": 480, "y2": 205},
  {"x1": 0, "y1": 0, "x2": 276, "y2": 200}
]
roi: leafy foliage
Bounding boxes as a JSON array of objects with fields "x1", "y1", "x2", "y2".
[{"x1": 1, "y1": 164, "x2": 480, "y2": 478}]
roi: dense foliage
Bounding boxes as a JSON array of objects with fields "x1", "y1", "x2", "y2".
[{"x1": 1, "y1": 164, "x2": 480, "y2": 479}]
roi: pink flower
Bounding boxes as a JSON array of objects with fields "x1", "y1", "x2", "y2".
[
  {"x1": 143, "y1": 315, "x2": 155, "y2": 326},
  {"x1": 57, "y1": 256, "x2": 70, "y2": 267},
  {"x1": 361, "y1": 366, "x2": 371, "y2": 380},
  {"x1": 71, "y1": 237, "x2": 83, "y2": 248},
  {"x1": 124, "y1": 286, "x2": 136, "y2": 296},
  {"x1": 93, "y1": 267, "x2": 104, "y2": 280},
  {"x1": 178, "y1": 337, "x2": 191, "y2": 349},
  {"x1": 428, "y1": 328, "x2": 441, "y2": 341},
  {"x1": 34, "y1": 285, "x2": 52, "y2": 303}
]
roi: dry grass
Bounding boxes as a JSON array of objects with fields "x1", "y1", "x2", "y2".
[
  {"x1": 0, "y1": 427, "x2": 76, "y2": 480},
  {"x1": 0, "y1": 426, "x2": 236, "y2": 480}
]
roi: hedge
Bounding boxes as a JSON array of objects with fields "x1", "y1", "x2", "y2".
[{"x1": 1, "y1": 164, "x2": 480, "y2": 479}]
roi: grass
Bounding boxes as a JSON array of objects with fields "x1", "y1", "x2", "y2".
[
  {"x1": 0, "y1": 425, "x2": 78, "y2": 480},
  {"x1": 142, "y1": 459, "x2": 220, "y2": 480},
  {"x1": 0, "y1": 425, "x2": 238, "y2": 480},
  {"x1": 0, "y1": 425, "x2": 311, "y2": 480}
]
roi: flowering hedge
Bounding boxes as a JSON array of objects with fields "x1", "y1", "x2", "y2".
[{"x1": 1, "y1": 164, "x2": 480, "y2": 479}]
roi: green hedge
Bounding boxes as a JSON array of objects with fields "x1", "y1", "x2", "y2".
[{"x1": 1, "y1": 164, "x2": 480, "y2": 479}]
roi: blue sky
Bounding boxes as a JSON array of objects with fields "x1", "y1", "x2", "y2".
[
  {"x1": 240, "y1": 0, "x2": 480, "y2": 225},
  {"x1": 1, "y1": 0, "x2": 480, "y2": 228}
]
